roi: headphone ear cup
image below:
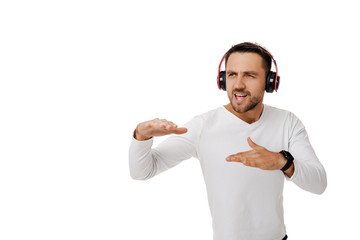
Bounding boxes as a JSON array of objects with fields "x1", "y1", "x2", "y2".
[
  {"x1": 275, "y1": 75, "x2": 280, "y2": 91},
  {"x1": 219, "y1": 71, "x2": 226, "y2": 91},
  {"x1": 265, "y1": 71, "x2": 276, "y2": 93}
]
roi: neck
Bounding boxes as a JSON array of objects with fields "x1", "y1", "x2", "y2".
[{"x1": 225, "y1": 102, "x2": 264, "y2": 124}]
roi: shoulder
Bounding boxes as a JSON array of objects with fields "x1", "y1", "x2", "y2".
[
  {"x1": 183, "y1": 106, "x2": 225, "y2": 128},
  {"x1": 265, "y1": 104, "x2": 305, "y2": 130},
  {"x1": 192, "y1": 106, "x2": 226, "y2": 123},
  {"x1": 198, "y1": 106, "x2": 223, "y2": 118},
  {"x1": 266, "y1": 104, "x2": 298, "y2": 119}
]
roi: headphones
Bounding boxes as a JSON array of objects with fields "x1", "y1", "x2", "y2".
[{"x1": 217, "y1": 47, "x2": 280, "y2": 93}]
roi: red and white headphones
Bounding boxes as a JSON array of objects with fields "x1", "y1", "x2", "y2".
[{"x1": 217, "y1": 47, "x2": 280, "y2": 93}]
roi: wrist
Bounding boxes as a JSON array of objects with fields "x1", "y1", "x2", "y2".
[
  {"x1": 277, "y1": 152, "x2": 287, "y2": 169},
  {"x1": 279, "y1": 150, "x2": 294, "y2": 172},
  {"x1": 134, "y1": 128, "x2": 151, "y2": 141},
  {"x1": 283, "y1": 162, "x2": 295, "y2": 178}
]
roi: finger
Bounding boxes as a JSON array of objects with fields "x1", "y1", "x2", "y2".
[
  {"x1": 156, "y1": 119, "x2": 175, "y2": 127},
  {"x1": 226, "y1": 154, "x2": 255, "y2": 167},
  {"x1": 167, "y1": 121, "x2": 176, "y2": 126},
  {"x1": 164, "y1": 124, "x2": 175, "y2": 130},
  {"x1": 226, "y1": 155, "x2": 244, "y2": 162},
  {"x1": 169, "y1": 127, "x2": 188, "y2": 135},
  {"x1": 226, "y1": 156, "x2": 239, "y2": 162},
  {"x1": 163, "y1": 122, "x2": 179, "y2": 130},
  {"x1": 226, "y1": 149, "x2": 255, "y2": 162},
  {"x1": 159, "y1": 122, "x2": 175, "y2": 129},
  {"x1": 247, "y1": 137, "x2": 260, "y2": 149},
  {"x1": 226, "y1": 152, "x2": 245, "y2": 162}
]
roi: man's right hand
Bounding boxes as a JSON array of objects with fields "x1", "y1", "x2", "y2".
[{"x1": 134, "y1": 118, "x2": 188, "y2": 141}]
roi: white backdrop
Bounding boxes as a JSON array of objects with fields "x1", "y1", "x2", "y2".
[{"x1": 1, "y1": 0, "x2": 359, "y2": 239}]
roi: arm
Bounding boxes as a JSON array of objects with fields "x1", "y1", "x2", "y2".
[
  {"x1": 129, "y1": 117, "x2": 202, "y2": 180},
  {"x1": 225, "y1": 116, "x2": 326, "y2": 194},
  {"x1": 226, "y1": 137, "x2": 295, "y2": 177},
  {"x1": 286, "y1": 115, "x2": 327, "y2": 194},
  {"x1": 283, "y1": 159, "x2": 295, "y2": 178}
]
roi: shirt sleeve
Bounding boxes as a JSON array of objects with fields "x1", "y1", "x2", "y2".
[
  {"x1": 285, "y1": 113, "x2": 327, "y2": 194},
  {"x1": 128, "y1": 116, "x2": 203, "y2": 180}
]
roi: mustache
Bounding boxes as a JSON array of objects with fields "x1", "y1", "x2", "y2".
[{"x1": 232, "y1": 89, "x2": 251, "y2": 96}]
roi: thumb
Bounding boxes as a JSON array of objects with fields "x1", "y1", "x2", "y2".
[
  {"x1": 247, "y1": 137, "x2": 260, "y2": 149},
  {"x1": 172, "y1": 127, "x2": 188, "y2": 135}
]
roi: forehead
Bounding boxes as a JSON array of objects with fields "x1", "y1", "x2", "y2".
[{"x1": 226, "y1": 52, "x2": 264, "y2": 71}]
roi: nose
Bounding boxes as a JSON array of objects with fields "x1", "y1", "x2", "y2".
[{"x1": 233, "y1": 76, "x2": 246, "y2": 89}]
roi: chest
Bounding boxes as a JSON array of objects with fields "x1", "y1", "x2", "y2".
[{"x1": 196, "y1": 118, "x2": 288, "y2": 186}]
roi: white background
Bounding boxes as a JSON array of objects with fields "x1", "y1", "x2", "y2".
[{"x1": 1, "y1": 0, "x2": 359, "y2": 239}]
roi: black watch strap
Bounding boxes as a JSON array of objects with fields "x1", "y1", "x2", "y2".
[{"x1": 280, "y1": 150, "x2": 294, "y2": 172}]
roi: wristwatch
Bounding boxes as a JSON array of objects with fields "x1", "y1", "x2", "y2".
[{"x1": 279, "y1": 150, "x2": 294, "y2": 172}]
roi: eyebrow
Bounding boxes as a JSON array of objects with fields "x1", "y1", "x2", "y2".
[
  {"x1": 226, "y1": 70, "x2": 237, "y2": 75},
  {"x1": 226, "y1": 70, "x2": 259, "y2": 75},
  {"x1": 244, "y1": 71, "x2": 259, "y2": 76}
]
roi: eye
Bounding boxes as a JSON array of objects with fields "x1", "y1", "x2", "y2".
[{"x1": 247, "y1": 74, "x2": 255, "y2": 78}]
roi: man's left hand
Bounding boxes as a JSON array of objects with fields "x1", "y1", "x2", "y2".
[{"x1": 226, "y1": 137, "x2": 286, "y2": 171}]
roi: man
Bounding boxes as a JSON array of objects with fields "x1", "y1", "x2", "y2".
[{"x1": 129, "y1": 42, "x2": 327, "y2": 240}]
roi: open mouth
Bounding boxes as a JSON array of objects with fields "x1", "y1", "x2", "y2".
[{"x1": 234, "y1": 93, "x2": 247, "y2": 103}]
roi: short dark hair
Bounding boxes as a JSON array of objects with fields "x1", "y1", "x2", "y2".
[{"x1": 224, "y1": 42, "x2": 272, "y2": 75}]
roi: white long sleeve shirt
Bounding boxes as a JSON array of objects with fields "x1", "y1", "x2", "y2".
[{"x1": 129, "y1": 105, "x2": 327, "y2": 240}]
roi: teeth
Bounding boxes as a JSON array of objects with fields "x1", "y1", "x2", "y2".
[{"x1": 235, "y1": 94, "x2": 246, "y2": 97}]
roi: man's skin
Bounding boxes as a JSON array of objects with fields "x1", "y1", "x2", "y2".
[{"x1": 134, "y1": 52, "x2": 294, "y2": 178}]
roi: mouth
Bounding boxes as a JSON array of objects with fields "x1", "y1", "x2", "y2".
[{"x1": 234, "y1": 93, "x2": 247, "y2": 104}]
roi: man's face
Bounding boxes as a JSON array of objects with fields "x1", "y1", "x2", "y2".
[{"x1": 226, "y1": 52, "x2": 266, "y2": 114}]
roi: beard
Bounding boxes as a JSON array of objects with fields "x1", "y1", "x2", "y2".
[{"x1": 228, "y1": 89, "x2": 263, "y2": 114}]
